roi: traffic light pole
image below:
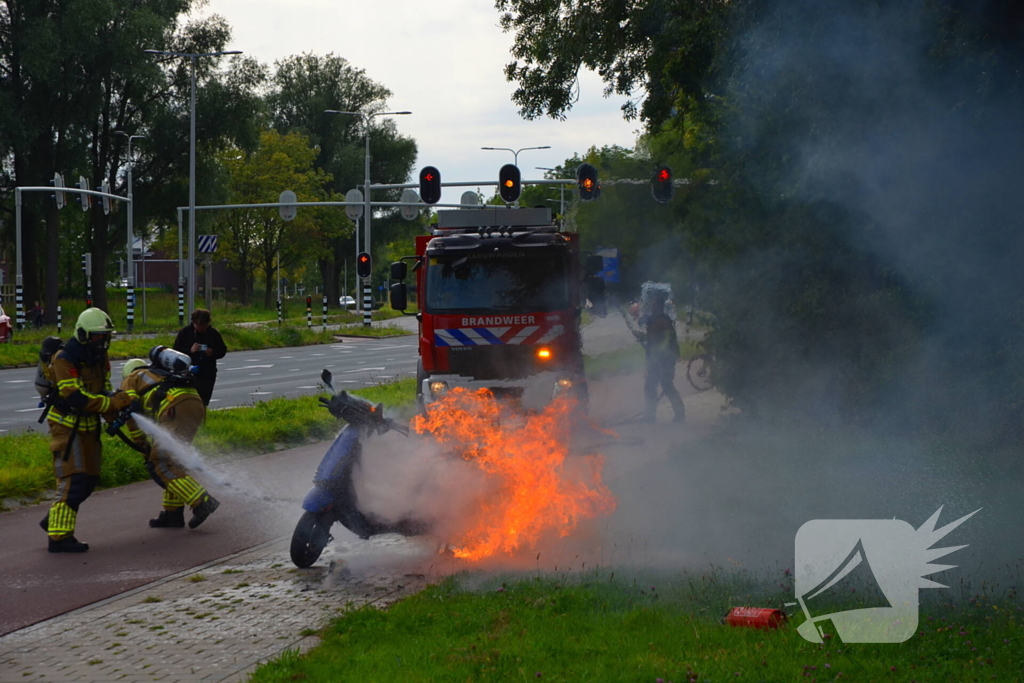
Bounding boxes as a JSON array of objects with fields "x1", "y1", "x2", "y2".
[{"x1": 14, "y1": 185, "x2": 130, "y2": 330}]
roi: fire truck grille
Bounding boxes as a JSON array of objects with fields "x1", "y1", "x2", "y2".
[{"x1": 446, "y1": 345, "x2": 544, "y2": 380}]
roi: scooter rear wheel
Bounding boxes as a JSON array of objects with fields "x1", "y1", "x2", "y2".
[{"x1": 290, "y1": 511, "x2": 332, "y2": 568}]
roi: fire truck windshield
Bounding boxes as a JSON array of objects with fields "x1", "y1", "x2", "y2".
[{"x1": 426, "y1": 252, "x2": 570, "y2": 312}]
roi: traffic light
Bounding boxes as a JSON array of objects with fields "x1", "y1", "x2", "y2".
[
  {"x1": 576, "y1": 163, "x2": 599, "y2": 201},
  {"x1": 652, "y1": 165, "x2": 673, "y2": 204},
  {"x1": 498, "y1": 164, "x2": 521, "y2": 203},
  {"x1": 51, "y1": 173, "x2": 66, "y2": 210},
  {"x1": 357, "y1": 252, "x2": 372, "y2": 279},
  {"x1": 78, "y1": 176, "x2": 90, "y2": 211},
  {"x1": 99, "y1": 180, "x2": 111, "y2": 215},
  {"x1": 419, "y1": 166, "x2": 442, "y2": 205}
]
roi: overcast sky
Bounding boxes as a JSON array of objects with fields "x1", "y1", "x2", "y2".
[{"x1": 202, "y1": 0, "x2": 641, "y2": 205}]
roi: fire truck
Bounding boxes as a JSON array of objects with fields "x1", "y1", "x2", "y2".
[{"x1": 390, "y1": 206, "x2": 603, "y2": 410}]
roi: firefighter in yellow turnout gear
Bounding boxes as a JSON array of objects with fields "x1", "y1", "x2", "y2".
[
  {"x1": 119, "y1": 350, "x2": 220, "y2": 529},
  {"x1": 42, "y1": 308, "x2": 137, "y2": 553}
]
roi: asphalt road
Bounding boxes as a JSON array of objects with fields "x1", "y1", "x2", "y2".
[{"x1": 0, "y1": 337, "x2": 419, "y2": 434}]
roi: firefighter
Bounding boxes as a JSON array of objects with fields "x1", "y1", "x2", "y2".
[
  {"x1": 119, "y1": 355, "x2": 220, "y2": 529},
  {"x1": 637, "y1": 291, "x2": 686, "y2": 424},
  {"x1": 41, "y1": 307, "x2": 136, "y2": 553}
]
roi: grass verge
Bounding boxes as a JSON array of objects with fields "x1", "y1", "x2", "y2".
[
  {"x1": 0, "y1": 379, "x2": 416, "y2": 506},
  {"x1": 0, "y1": 322, "x2": 410, "y2": 368},
  {"x1": 248, "y1": 572, "x2": 1022, "y2": 683}
]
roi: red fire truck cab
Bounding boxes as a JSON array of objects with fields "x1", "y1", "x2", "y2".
[{"x1": 390, "y1": 206, "x2": 600, "y2": 410}]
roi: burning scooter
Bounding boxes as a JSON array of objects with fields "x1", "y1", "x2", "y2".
[{"x1": 290, "y1": 369, "x2": 430, "y2": 568}]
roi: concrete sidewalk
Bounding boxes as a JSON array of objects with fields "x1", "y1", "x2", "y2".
[{"x1": 0, "y1": 533, "x2": 443, "y2": 683}]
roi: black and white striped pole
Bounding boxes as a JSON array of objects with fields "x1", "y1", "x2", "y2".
[
  {"x1": 277, "y1": 298, "x2": 282, "y2": 326},
  {"x1": 363, "y1": 282, "x2": 372, "y2": 327},
  {"x1": 322, "y1": 294, "x2": 328, "y2": 331},
  {"x1": 306, "y1": 296, "x2": 312, "y2": 328},
  {"x1": 177, "y1": 284, "x2": 185, "y2": 326},
  {"x1": 127, "y1": 284, "x2": 135, "y2": 332},
  {"x1": 15, "y1": 283, "x2": 23, "y2": 331},
  {"x1": 356, "y1": 252, "x2": 372, "y2": 328},
  {"x1": 57, "y1": 305, "x2": 62, "y2": 334}
]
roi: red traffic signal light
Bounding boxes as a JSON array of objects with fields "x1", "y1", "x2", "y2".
[
  {"x1": 419, "y1": 166, "x2": 442, "y2": 205},
  {"x1": 357, "y1": 252, "x2": 372, "y2": 279},
  {"x1": 652, "y1": 165, "x2": 673, "y2": 203},
  {"x1": 498, "y1": 164, "x2": 521, "y2": 203},
  {"x1": 576, "y1": 163, "x2": 599, "y2": 201}
]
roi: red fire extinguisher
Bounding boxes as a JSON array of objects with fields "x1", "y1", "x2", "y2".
[{"x1": 722, "y1": 607, "x2": 787, "y2": 629}]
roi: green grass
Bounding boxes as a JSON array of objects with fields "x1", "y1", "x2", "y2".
[
  {"x1": 0, "y1": 379, "x2": 416, "y2": 505},
  {"x1": 248, "y1": 573, "x2": 1023, "y2": 683},
  {"x1": 0, "y1": 317, "x2": 410, "y2": 368}
]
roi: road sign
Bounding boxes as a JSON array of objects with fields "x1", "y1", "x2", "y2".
[
  {"x1": 100, "y1": 180, "x2": 111, "y2": 215},
  {"x1": 400, "y1": 189, "x2": 421, "y2": 221},
  {"x1": 78, "y1": 176, "x2": 90, "y2": 211},
  {"x1": 198, "y1": 235, "x2": 219, "y2": 253},
  {"x1": 53, "y1": 173, "x2": 66, "y2": 209},
  {"x1": 279, "y1": 190, "x2": 297, "y2": 221},
  {"x1": 345, "y1": 189, "x2": 364, "y2": 220}
]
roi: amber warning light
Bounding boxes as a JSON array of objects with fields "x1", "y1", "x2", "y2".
[{"x1": 536, "y1": 347, "x2": 553, "y2": 360}]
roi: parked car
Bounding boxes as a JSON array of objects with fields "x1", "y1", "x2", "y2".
[
  {"x1": 339, "y1": 296, "x2": 357, "y2": 309},
  {"x1": 0, "y1": 304, "x2": 12, "y2": 342}
]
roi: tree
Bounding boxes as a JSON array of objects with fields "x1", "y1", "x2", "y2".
[
  {"x1": 267, "y1": 53, "x2": 417, "y2": 308},
  {"x1": 496, "y1": 0, "x2": 1024, "y2": 443},
  {"x1": 214, "y1": 130, "x2": 334, "y2": 307},
  {"x1": 1, "y1": 0, "x2": 264, "y2": 316}
]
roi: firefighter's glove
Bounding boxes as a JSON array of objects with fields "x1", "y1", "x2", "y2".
[
  {"x1": 109, "y1": 390, "x2": 134, "y2": 412},
  {"x1": 129, "y1": 400, "x2": 145, "y2": 416}
]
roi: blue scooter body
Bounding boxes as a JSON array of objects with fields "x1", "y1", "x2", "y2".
[{"x1": 301, "y1": 426, "x2": 363, "y2": 514}]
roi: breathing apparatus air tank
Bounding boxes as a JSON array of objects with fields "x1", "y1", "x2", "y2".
[{"x1": 149, "y1": 345, "x2": 192, "y2": 375}]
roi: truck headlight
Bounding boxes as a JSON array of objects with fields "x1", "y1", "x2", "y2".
[
  {"x1": 428, "y1": 380, "x2": 449, "y2": 396},
  {"x1": 553, "y1": 378, "x2": 574, "y2": 397}
]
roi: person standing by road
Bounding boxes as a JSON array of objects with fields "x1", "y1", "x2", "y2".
[
  {"x1": 40, "y1": 308, "x2": 136, "y2": 552},
  {"x1": 173, "y1": 309, "x2": 226, "y2": 406},
  {"x1": 29, "y1": 300, "x2": 44, "y2": 328},
  {"x1": 119, "y1": 355, "x2": 220, "y2": 529},
  {"x1": 636, "y1": 290, "x2": 686, "y2": 424}
]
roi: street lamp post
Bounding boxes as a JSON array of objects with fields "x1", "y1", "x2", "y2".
[
  {"x1": 324, "y1": 109, "x2": 411, "y2": 326},
  {"x1": 145, "y1": 48, "x2": 242, "y2": 317},
  {"x1": 482, "y1": 145, "x2": 551, "y2": 168},
  {"x1": 536, "y1": 166, "x2": 565, "y2": 217},
  {"x1": 114, "y1": 131, "x2": 144, "y2": 331}
]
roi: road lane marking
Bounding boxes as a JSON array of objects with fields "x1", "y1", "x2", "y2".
[
  {"x1": 16, "y1": 408, "x2": 40, "y2": 413},
  {"x1": 5, "y1": 380, "x2": 30, "y2": 383},
  {"x1": 225, "y1": 364, "x2": 275, "y2": 371},
  {"x1": 251, "y1": 391, "x2": 272, "y2": 395},
  {"x1": 249, "y1": 373, "x2": 263, "y2": 376},
  {"x1": 343, "y1": 367, "x2": 386, "y2": 373}
]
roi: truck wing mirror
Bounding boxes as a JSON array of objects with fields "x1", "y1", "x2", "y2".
[
  {"x1": 390, "y1": 282, "x2": 408, "y2": 312},
  {"x1": 390, "y1": 261, "x2": 407, "y2": 281},
  {"x1": 585, "y1": 254, "x2": 604, "y2": 277}
]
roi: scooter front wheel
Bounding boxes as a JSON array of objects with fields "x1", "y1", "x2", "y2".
[{"x1": 290, "y1": 511, "x2": 333, "y2": 568}]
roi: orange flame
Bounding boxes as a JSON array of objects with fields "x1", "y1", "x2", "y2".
[{"x1": 411, "y1": 388, "x2": 616, "y2": 561}]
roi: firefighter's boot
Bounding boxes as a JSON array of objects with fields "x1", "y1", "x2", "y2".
[
  {"x1": 188, "y1": 495, "x2": 220, "y2": 529},
  {"x1": 48, "y1": 536, "x2": 90, "y2": 553},
  {"x1": 150, "y1": 508, "x2": 186, "y2": 528}
]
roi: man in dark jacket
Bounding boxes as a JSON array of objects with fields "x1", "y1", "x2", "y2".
[{"x1": 172, "y1": 309, "x2": 227, "y2": 406}]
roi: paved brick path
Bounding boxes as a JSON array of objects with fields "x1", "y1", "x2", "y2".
[{"x1": 0, "y1": 534, "x2": 439, "y2": 683}]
